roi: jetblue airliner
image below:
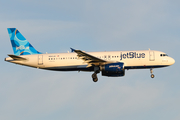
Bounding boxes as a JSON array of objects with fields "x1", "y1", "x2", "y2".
[{"x1": 5, "y1": 28, "x2": 175, "y2": 82}]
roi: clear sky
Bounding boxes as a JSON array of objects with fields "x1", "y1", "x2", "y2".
[{"x1": 0, "y1": 0, "x2": 179, "y2": 120}]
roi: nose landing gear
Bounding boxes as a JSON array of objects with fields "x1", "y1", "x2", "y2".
[{"x1": 150, "y1": 68, "x2": 155, "y2": 78}]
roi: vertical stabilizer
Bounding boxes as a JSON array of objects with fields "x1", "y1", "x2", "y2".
[{"x1": 7, "y1": 28, "x2": 42, "y2": 55}]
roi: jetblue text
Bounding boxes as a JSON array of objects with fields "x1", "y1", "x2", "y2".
[{"x1": 120, "y1": 52, "x2": 145, "y2": 60}]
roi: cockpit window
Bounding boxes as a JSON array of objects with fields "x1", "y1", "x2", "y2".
[{"x1": 160, "y1": 54, "x2": 168, "y2": 57}]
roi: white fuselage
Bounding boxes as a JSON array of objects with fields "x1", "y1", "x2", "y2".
[{"x1": 5, "y1": 50, "x2": 175, "y2": 72}]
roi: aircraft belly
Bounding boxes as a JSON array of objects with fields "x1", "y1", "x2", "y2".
[
  {"x1": 125, "y1": 65, "x2": 169, "y2": 69},
  {"x1": 43, "y1": 65, "x2": 93, "y2": 71}
]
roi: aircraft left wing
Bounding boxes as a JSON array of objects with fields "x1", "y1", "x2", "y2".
[{"x1": 71, "y1": 48, "x2": 106, "y2": 67}]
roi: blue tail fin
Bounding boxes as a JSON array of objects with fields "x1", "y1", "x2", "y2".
[{"x1": 7, "y1": 28, "x2": 42, "y2": 55}]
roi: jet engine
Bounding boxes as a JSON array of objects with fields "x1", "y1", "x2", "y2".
[{"x1": 100, "y1": 62, "x2": 125, "y2": 77}]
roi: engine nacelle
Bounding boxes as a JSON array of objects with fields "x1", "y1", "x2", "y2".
[{"x1": 100, "y1": 62, "x2": 125, "y2": 77}]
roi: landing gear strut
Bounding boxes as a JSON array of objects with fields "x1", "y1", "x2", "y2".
[
  {"x1": 150, "y1": 68, "x2": 155, "y2": 78},
  {"x1": 92, "y1": 66, "x2": 100, "y2": 82}
]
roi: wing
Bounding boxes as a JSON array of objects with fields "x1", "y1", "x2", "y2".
[{"x1": 71, "y1": 48, "x2": 106, "y2": 67}]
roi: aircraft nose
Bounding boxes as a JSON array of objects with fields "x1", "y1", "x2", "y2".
[{"x1": 169, "y1": 57, "x2": 175, "y2": 65}]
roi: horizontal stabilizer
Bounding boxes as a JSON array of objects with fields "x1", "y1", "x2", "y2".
[{"x1": 8, "y1": 54, "x2": 27, "y2": 60}]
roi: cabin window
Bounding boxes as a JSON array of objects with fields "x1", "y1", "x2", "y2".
[{"x1": 49, "y1": 58, "x2": 50, "y2": 60}]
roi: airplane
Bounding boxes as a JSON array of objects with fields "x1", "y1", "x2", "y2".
[{"x1": 5, "y1": 28, "x2": 175, "y2": 82}]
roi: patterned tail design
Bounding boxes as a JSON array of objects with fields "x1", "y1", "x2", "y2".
[{"x1": 7, "y1": 28, "x2": 42, "y2": 55}]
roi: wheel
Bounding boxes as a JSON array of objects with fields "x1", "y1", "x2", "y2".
[
  {"x1": 93, "y1": 78, "x2": 98, "y2": 82},
  {"x1": 151, "y1": 74, "x2": 155, "y2": 78},
  {"x1": 92, "y1": 73, "x2": 97, "y2": 78},
  {"x1": 92, "y1": 73, "x2": 98, "y2": 82}
]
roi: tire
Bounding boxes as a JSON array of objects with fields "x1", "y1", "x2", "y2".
[
  {"x1": 93, "y1": 78, "x2": 98, "y2": 82},
  {"x1": 92, "y1": 73, "x2": 98, "y2": 82},
  {"x1": 151, "y1": 74, "x2": 155, "y2": 78},
  {"x1": 92, "y1": 73, "x2": 97, "y2": 78}
]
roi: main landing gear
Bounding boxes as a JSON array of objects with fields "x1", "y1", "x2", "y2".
[
  {"x1": 92, "y1": 66, "x2": 100, "y2": 82},
  {"x1": 150, "y1": 68, "x2": 155, "y2": 78},
  {"x1": 92, "y1": 72, "x2": 98, "y2": 82}
]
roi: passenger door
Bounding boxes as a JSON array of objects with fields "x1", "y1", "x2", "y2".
[{"x1": 149, "y1": 51, "x2": 155, "y2": 61}]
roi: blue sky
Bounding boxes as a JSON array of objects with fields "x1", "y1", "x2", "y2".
[{"x1": 0, "y1": 0, "x2": 179, "y2": 120}]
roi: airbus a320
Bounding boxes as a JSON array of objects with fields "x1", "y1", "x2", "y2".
[{"x1": 5, "y1": 28, "x2": 175, "y2": 82}]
